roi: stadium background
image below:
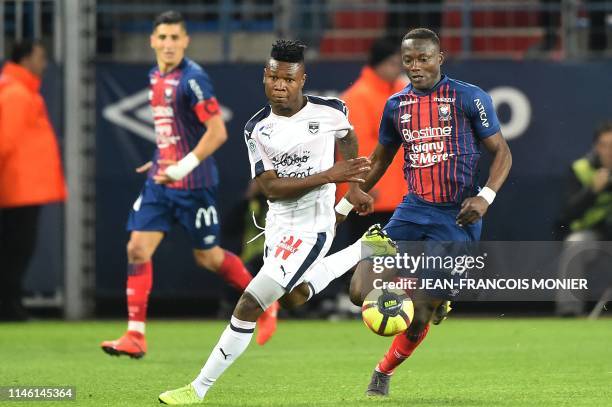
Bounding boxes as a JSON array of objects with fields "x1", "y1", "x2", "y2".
[{"x1": 1, "y1": 0, "x2": 611, "y2": 318}]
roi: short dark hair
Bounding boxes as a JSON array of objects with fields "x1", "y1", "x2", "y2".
[
  {"x1": 10, "y1": 39, "x2": 42, "y2": 63},
  {"x1": 594, "y1": 121, "x2": 612, "y2": 142},
  {"x1": 270, "y1": 40, "x2": 306, "y2": 63},
  {"x1": 368, "y1": 37, "x2": 400, "y2": 67},
  {"x1": 153, "y1": 10, "x2": 186, "y2": 31},
  {"x1": 403, "y1": 28, "x2": 440, "y2": 48}
]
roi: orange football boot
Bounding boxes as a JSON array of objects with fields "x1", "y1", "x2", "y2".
[
  {"x1": 256, "y1": 301, "x2": 279, "y2": 345},
  {"x1": 101, "y1": 331, "x2": 147, "y2": 359}
]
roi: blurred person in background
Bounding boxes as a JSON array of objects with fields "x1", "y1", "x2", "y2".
[
  {"x1": 100, "y1": 10, "x2": 278, "y2": 359},
  {"x1": 556, "y1": 121, "x2": 612, "y2": 317},
  {"x1": 0, "y1": 40, "x2": 67, "y2": 321},
  {"x1": 337, "y1": 36, "x2": 408, "y2": 240}
]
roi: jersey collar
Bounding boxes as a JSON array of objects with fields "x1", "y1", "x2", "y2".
[
  {"x1": 158, "y1": 58, "x2": 188, "y2": 77},
  {"x1": 409, "y1": 74, "x2": 448, "y2": 96}
]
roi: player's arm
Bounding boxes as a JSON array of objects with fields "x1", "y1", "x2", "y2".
[
  {"x1": 337, "y1": 97, "x2": 401, "y2": 217},
  {"x1": 156, "y1": 72, "x2": 227, "y2": 183},
  {"x1": 256, "y1": 157, "x2": 370, "y2": 201},
  {"x1": 360, "y1": 142, "x2": 400, "y2": 194},
  {"x1": 456, "y1": 132, "x2": 512, "y2": 226},
  {"x1": 154, "y1": 114, "x2": 226, "y2": 184},
  {"x1": 335, "y1": 128, "x2": 375, "y2": 212}
]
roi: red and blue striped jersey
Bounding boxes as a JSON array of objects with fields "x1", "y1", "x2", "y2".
[
  {"x1": 379, "y1": 75, "x2": 500, "y2": 204},
  {"x1": 148, "y1": 58, "x2": 220, "y2": 189}
]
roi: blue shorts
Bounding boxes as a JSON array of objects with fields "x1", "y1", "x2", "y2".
[
  {"x1": 383, "y1": 194, "x2": 482, "y2": 300},
  {"x1": 127, "y1": 180, "x2": 220, "y2": 249}
]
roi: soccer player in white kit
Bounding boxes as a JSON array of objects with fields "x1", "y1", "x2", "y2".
[{"x1": 158, "y1": 40, "x2": 396, "y2": 405}]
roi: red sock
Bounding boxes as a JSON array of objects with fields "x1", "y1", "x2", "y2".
[
  {"x1": 217, "y1": 251, "x2": 253, "y2": 291},
  {"x1": 377, "y1": 324, "x2": 430, "y2": 375},
  {"x1": 127, "y1": 261, "x2": 153, "y2": 324}
]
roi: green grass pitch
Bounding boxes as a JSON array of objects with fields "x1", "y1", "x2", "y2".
[{"x1": 0, "y1": 319, "x2": 610, "y2": 406}]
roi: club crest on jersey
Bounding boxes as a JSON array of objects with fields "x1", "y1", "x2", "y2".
[
  {"x1": 308, "y1": 121, "x2": 320, "y2": 134},
  {"x1": 164, "y1": 87, "x2": 173, "y2": 103},
  {"x1": 438, "y1": 104, "x2": 451, "y2": 122}
]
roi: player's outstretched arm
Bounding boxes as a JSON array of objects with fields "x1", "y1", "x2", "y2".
[
  {"x1": 336, "y1": 129, "x2": 374, "y2": 213},
  {"x1": 337, "y1": 142, "x2": 399, "y2": 217},
  {"x1": 456, "y1": 132, "x2": 512, "y2": 226},
  {"x1": 255, "y1": 157, "x2": 371, "y2": 201}
]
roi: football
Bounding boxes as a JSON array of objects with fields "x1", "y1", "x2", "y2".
[{"x1": 361, "y1": 288, "x2": 414, "y2": 336}]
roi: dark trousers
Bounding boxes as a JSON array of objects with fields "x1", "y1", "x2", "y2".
[{"x1": 0, "y1": 206, "x2": 40, "y2": 306}]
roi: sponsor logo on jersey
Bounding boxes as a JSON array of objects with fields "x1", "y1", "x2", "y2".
[
  {"x1": 401, "y1": 126, "x2": 452, "y2": 142},
  {"x1": 273, "y1": 151, "x2": 314, "y2": 178},
  {"x1": 408, "y1": 141, "x2": 455, "y2": 168},
  {"x1": 152, "y1": 106, "x2": 174, "y2": 118},
  {"x1": 188, "y1": 78, "x2": 205, "y2": 101},
  {"x1": 308, "y1": 121, "x2": 320, "y2": 134},
  {"x1": 400, "y1": 113, "x2": 412, "y2": 123},
  {"x1": 438, "y1": 104, "x2": 451, "y2": 122},
  {"x1": 474, "y1": 98, "x2": 490, "y2": 128},
  {"x1": 155, "y1": 124, "x2": 180, "y2": 148},
  {"x1": 434, "y1": 97, "x2": 456, "y2": 103},
  {"x1": 275, "y1": 236, "x2": 303, "y2": 260},
  {"x1": 399, "y1": 99, "x2": 418, "y2": 107}
]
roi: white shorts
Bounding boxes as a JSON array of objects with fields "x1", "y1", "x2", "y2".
[{"x1": 260, "y1": 225, "x2": 333, "y2": 291}]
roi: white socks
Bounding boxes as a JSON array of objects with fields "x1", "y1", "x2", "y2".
[
  {"x1": 191, "y1": 316, "x2": 256, "y2": 399},
  {"x1": 306, "y1": 239, "x2": 364, "y2": 296}
]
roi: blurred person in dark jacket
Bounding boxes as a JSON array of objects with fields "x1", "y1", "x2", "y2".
[
  {"x1": 0, "y1": 40, "x2": 67, "y2": 321},
  {"x1": 556, "y1": 122, "x2": 612, "y2": 316}
]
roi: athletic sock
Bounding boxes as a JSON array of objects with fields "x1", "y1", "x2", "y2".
[
  {"x1": 191, "y1": 316, "x2": 256, "y2": 398},
  {"x1": 217, "y1": 251, "x2": 253, "y2": 291},
  {"x1": 306, "y1": 240, "x2": 363, "y2": 296},
  {"x1": 126, "y1": 261, "x2": 152, "y2": 334},
  {"x1": 377, "y1": 324, "x2": 430, "y2": 375}
]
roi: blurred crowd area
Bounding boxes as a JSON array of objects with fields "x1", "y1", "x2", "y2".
[{"x1": 1, "y1": 0, "x2": 612, "y2": 63}]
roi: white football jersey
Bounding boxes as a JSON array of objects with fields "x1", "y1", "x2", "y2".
[{"x1": 244, "y1": 95, "x2": 352, "y2": 232}]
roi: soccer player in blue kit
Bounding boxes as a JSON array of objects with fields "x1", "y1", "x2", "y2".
[
  {"x1": 100, "y1": 11, "x2": 278, "y2": 359},
  {"x1": 334, "y1": 28, "x2": 513, "y2": 396}
]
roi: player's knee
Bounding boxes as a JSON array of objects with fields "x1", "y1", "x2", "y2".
[
  {"x1": 126, "y1": 240, "x2": 151, "y2": 263},
  {"x1": 193, "y1": 248, "x2": 224, "y2": 271},
  {"x1": 233, "y1": 292, "x2": 263, "y2": 321}
]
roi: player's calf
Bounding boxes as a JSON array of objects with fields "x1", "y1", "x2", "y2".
[
  {"x1": 279, "y1": 283, "x2": 310, "y2": 309},
  {"x1": 349, "y1": 259, "x2": 397, "y2": 306}
]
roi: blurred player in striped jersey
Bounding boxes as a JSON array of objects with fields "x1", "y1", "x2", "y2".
[
  {"x1": 341, "y1": 28, "x2": 513, "y2": 396},
  {"x1": 100, "y1": 11, "x2": 278, "y2": 359}
]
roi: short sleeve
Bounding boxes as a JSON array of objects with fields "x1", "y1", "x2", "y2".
[
  {"x1": 244, "y1": 126, "x2": 274, "y2": 178},
  {"x1": 331, "y1": 99, "x2": 353, "y2": 138},
  {"x1": 468, "y1": 88, "x2": 501, "y2": 139},
  {"x1": 185, "y1": 71, "x2": 220, "y2": 123},
  {"x1": 378, "y1": 99, "x2": 402, "y2": 148}
]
